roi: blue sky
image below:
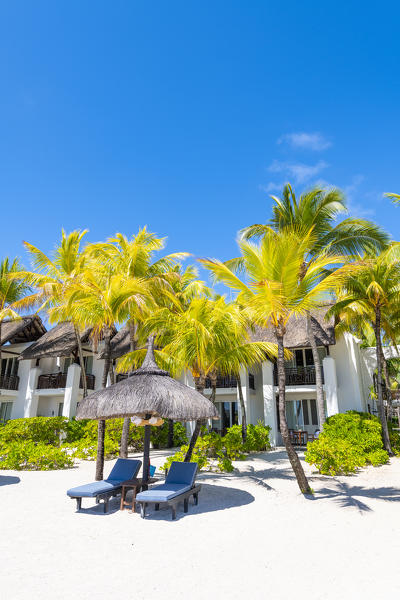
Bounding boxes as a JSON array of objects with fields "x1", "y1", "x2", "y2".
[{"x1": 1, "y1": 1, "x2": 399, "y2": 277}]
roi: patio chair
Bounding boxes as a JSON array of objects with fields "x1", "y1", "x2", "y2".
[
  {"x1": 135, "y1": 461, "x2": 200, "y2": 520},
  {"x1": 67, "y1": 458, "x2": 142, "y2": 513}
]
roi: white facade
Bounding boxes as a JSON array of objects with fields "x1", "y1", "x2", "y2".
[{"x1": 0, "y1": 322, "x2": 383, "y2": 446}]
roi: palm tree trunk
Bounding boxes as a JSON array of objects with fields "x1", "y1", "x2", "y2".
[
  {"x1": 184, "y1": 374, "x2": 205, "y2": 462},
  {"x1": 380, "y1": 347, "x2": 393, "y2": 420},
  {"x1": 73, "y1": 324, "x2": 87, "y2": 398},
  {"x1": 306, "y1": 311, "x2": 325, "y2": 428},
  {"x1": 237, "y1": 374, "x2": 247, "y2": 442},
  {"x1": 95, "y1": 327, "x2": 112, "y2": 481},
  {"x1": 120, "y1": 321, "x2": 137, "y2": 458},
  {"x1": 374, "y1": 307, "x2": 393, "y2": 454},
  {"x1": 0, "y1": 320, "x2": 2, "y2": 382},
  {"x1": 276, "y1": 330, "x2": 312, "y2": 494}
]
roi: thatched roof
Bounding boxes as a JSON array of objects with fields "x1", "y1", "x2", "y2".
[
  {"x1": 0, "y1": 316, "x2": 46, "y2": 346},
  {"x1": 250, "y1": 306, "x2": 335, "y2": 348},
  {"x1": 77, "y1": 338, "x2": 219, "y2": 421},
  {"x1": 99, "y1": 325, "x2": 131, "y2": 359},
  {"x1": 19, "y1": 322, "x2": 92, "y2": 360}
]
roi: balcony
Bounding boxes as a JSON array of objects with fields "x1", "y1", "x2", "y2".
[
  {"x1": 204, "y1": 374, "x2": 255, "y2": 390},
  {"x1": 37, "y1": 372, "x2": 95, "y2": 390},
  {"x1": 273, "y1": 365, "x2": 324, "y2": 386},
  {"x1": 0, "y1": 374, "x2": 19, "y2": 391}
]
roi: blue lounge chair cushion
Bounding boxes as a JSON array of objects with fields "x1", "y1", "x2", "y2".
[
  {"x1": 67, "y1": 458, "x2": 141, "y2": 498},
  {"x1": 165, "y1": 462, "x2": 198, "y2": 487},
  {"x1": 136, "y1": 483, "x2": 192, "y2": 503},
  {"x1": 67, "y1": 480, "x2": 121, "y2": 498}
]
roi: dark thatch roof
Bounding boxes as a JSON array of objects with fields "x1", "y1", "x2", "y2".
[
  {"x1": 249, "y1": 306, "x2": 335, "y2": 348},
  {"x1": 0, "y1": 316, "x2": 46, "y2": 346},
  {"x1": 98, "y1": 325, "x2": 131, "y2": 359},
  {"x1": 77, "y1": 338, "x2": 219, "y2": 421},
  {"x1": 18, "y1": 322, "x2": 92, "y2": 360}
]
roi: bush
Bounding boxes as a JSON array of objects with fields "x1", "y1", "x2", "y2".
[
  {"x1": 0, "y1": 417, "x2": 69, "y2": 446},
  {"x1": 388, "y1": 421, "x2": 400, "y2": 456},
  {"x1": 305, "y1": 411, "x2": 389, "y2": 475},
  {"x1": 151, "y1": 421, "x2": 188, "y2": 449},
  {"x1": 0, "y1": 441, "x2": 74, "y2": 470},
  {"x1": 161, "y1": 422, "x2": 271, "y2": 473}
]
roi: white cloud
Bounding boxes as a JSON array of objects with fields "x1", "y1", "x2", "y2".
[
  {"x1": 267, "y1": 160, "x2": 329, "y2": 184},
  {"x1": 259, "y1": 181, "x2": 287, "y2": 193},
  {"x1": 344, "y1": 175, "x2": 375, "y2": 217},
  {"x1": 278, "y1": 132, "x2": 332, "y2": 151}
]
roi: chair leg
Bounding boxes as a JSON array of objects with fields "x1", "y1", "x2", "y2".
[
  {"x1": 184, "y1": 498, "x2": 189, "y2": 513},
  {"x1": 193, "y1": 493, "x2": 199, "y2": 506},
  {"x1": 76, "y1": 498, "x2": 82, "y2": 511},
  {"x1": 140, "y1": 503, "x2": 146, "y2": 519},
  {"x1": 171, "y1": 505, "x2": 177, "y2": 520},
  {"x1": 104, "y1": 500, "x2": 108, "y2": 513},
  {"x1": 155, "y1": 503, "x2": 160, "y2": 511}
]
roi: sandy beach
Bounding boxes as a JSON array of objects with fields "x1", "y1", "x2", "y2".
[{"x1": 1, "y1": 449, "x2": 400, "y2": 600}]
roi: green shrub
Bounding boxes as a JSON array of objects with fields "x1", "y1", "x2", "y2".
[
  {"x1": 0, "y1": 417, "x2": 69, "y2": 446},
  {"x1": 161, "y1": 422, "x2": 271, "y2": 473},
  {"x1": 388, "y1": 421, "x2": 400, "y2": 456},
  {"x1": 151, "y1": 421, "x2": 188, "y2": 449},
  {"x1": 305, "y1": 411, "x2": 389, "y2": 475},
  {"x1": 0, "y1": 441, "x2": 74, "y2": 470}
]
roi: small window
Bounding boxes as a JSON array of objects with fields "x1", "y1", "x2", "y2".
[
  {"x1": 84, "y1": 356, "x2": 93, "y2": 374},
  {"x1": 305, "y1": 349, "x2": 314, "y2": 366},
  {"x1": 295, "y1": 350, "x2": 304, "y2": 367},
  {"x1": 58, "y1": 402, "x2": 64, "y2": 417}
]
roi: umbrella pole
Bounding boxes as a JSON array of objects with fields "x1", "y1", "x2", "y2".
[{"x1": 142, "y1": 414, "x2": 152, "y2": 489}]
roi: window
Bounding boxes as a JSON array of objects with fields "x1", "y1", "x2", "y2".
[
  {"x1": 58, "y1": 403, "x2": 64, "y2": 417},
  {"x1": 305, "y1": 349, "x2": 314, "y2": 366},
  {"x1": 84, "y1": 356, "x2": 93, "y2": 374},
  {"x1": 295, "y1": 350, "x2": 304, "y2": 367},
  {"x1": 0, "y1": 402, "x2": 12, "y2": 422},
  {"x1": 1, "y1": 357, "x2": 18, "y2": 377},
  {"x1": 302, "y1": 399, "x2": 310, "y2": 425},
  {"x1": 310, "y1": 399, "x2": 318, "y2": 425}
]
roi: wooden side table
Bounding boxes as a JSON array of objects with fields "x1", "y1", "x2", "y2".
[{"x1": 120, "y1": 477, "x2": 158, "y2": 513}]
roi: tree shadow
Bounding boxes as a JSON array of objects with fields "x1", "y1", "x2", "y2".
[
  {"x1": 0, "y1": 475, "x2": 20, "y2": 487},
  {"x1": 309, "y1": 481, "x2": 400, "y2": 513}
]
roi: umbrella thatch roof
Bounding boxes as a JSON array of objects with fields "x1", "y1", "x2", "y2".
[
  {"x1": 0, "y1": 316, "x2": 46, "y2": 346},
  {"x1": 77, "y1": 338, "x2": 219, "y2": 421},
  {"x1": 19, "y1": 322, "x2": 92, "y2": 360},
  {"x1": 249, "y1": 305, "x2": 335, "y2": 348}
]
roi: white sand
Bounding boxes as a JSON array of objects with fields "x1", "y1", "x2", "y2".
[{"x1": 1, "y1": 449, "x2": 400, "y2": 600}]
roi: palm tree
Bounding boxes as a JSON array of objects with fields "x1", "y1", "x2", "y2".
[
  {"x1": 241, "y1": 184, "x2": 389, "y2": 428},
  {"x1": 14, "y1": 230, "x2": 90, "y2": 396},
  {"x1": 65, "y1": 265, "x2": 151, "y2": 480},
  {"x1": 201, "y1": 229, "x2": 352, "y2": 494},
  {"x1": 87, "y1": 229, "x2": 188, "y2": 457},
  {"x1": 118, "y1": 295, "x2": 278, "y2": 459},
  {"x1": 0, "y1": 258, "x2": 30, "y2": 367},
  {"x1": 328, "y1": 244, "x2": 400, "y2": 454}
]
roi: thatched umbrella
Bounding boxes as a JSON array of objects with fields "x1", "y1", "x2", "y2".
[{"x1": 76, "y1": 337, "x2": 218, "y2": 484}]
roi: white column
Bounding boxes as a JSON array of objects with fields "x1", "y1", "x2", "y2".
[
  {"x1": 24, "y1": 366, "x2": 41, "y2": 417},
  {"x1": 262, "y1": 361, "x2": 278, "y2": 446},
  {"x1": 323, "y1": 356, "x2": 339, "y2": 417},
  {"x1": 237, "y1": 367, "x2": 250, "y2": 425},
  {"x1": 63, "y1": 363, "x2": 81, "y2": 418}
]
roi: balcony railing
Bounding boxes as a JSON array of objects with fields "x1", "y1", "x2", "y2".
[
  {"x1": 37, "y1": 372, "x2": 95, "y2": 390},
  {"x1": 273, "y1": 365, "x2": 324, "y2": 386},
  {"x1": 0, "y1": 374, "x2": 19, "y2": 391},
  {"x1": 205, "y1": 375, "x2": 238, "y2": 389}
]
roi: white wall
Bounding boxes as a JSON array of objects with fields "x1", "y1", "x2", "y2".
[{"x1": 329, "y1": 333, "x2": 365, "y2": 413}]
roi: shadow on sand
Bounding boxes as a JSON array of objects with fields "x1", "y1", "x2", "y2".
[
  {"x1": 0, "y1": 475, "x2": 21, "y2": 487},
  {"x1": 74, "y1": 483, "x2": 255, "y2": 520},
  {"x1": 308, "y1": 481, "x2": 400, "y2": 513}
]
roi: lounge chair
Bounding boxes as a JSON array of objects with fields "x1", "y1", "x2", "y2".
[
  {"x1": 67, "y1": 458, "x2": 142, "y2": 513},
  {"x1": 135, "y1": 461, "x2": 200, "y2": 520}
]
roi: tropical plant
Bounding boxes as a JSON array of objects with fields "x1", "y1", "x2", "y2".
[
  {"x1": 305, "y1": 411, "x2": 389, "y2": 475},
  {"x1": 328, "y1": 244, "x2": 400, "y2": 454},
  {"x1": 118, "y1": 295, "x2": 279, "y2": 459},
  {"x1": 201, "y1": 229, "x2": 353, "y2": 493},
  {"x1": 241, "y1": 184, "x2": 389, "y2": 428},
  {"x1": 86, "y1": 229, "x2": 188, "y2": 457},
  {"x1": 13, "y1": 230, "x2": 90, "y2": 396},
  {"x1": 0, "y1": 257, "x2": 30, "y2": 367}
]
